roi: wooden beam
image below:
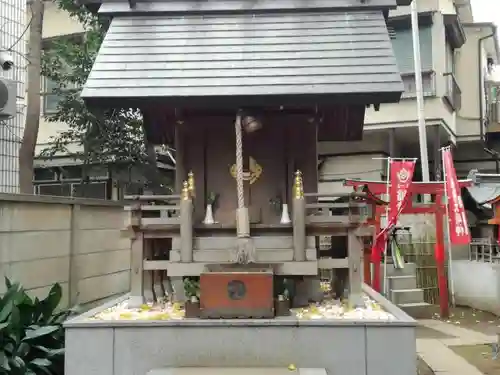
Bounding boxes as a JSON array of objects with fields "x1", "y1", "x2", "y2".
[{"x1": 348, "y1": 230, "x2": 363, "y2": 308}]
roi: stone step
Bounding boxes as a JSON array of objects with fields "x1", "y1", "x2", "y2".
[
  {"x1": 399, "y1": 302, "x2": 434, "y2": 319},
  {"x1": 388, "y1": 275, "x2": 417, "y2": 290},
  {"x1": 383, "y1": 262, "x2": 417, "y2": 277},
  {"x1": 391, "y1": 288, "x2": 424, "y2": 304}
]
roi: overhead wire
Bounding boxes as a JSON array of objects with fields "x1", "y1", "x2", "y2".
[
  {"x1": 7, "y1": 15, "x2": 32, "y2": 51},
  {"x1": 320, "y1": 168, "x2": 385, "y2": 177}
]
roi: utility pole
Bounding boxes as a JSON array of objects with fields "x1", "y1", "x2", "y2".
[
  {"x1": 411, "y1": 0, "x2": 431, "y2": 185},
  {"x1": 19, "y1": 0, "x2": 44, "y2": 194}
]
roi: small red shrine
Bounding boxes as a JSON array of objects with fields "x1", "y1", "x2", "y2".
[{"x1": 344, "y1": 178, "x2": 472, "y2": 317}]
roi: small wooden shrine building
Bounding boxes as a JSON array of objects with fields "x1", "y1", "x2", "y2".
[
  {"x1": 467, "y1": 169, "x2": 500, "y2": 240},
  {"x1": 79, "y1": 0, "x2": 410, "y2": 313}
]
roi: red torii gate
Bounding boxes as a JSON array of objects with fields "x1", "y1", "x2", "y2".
[{"x1": 345, "y1": 178, "x2": 472, "y2": 318}]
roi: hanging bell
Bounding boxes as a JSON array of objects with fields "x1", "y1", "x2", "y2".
[{"x1": 242, "y1": 115, "x2": 262, "y2": 133}]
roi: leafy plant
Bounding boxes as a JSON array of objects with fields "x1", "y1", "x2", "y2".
[
  {"x1": 183, "y1": 278, "x2": 200, "y2": 301},
  {"x1": 0, "y1": 278, "x2": 78, "y2": 375},
  {"x1": 207, "y1": 192, "x2": 219, "y2": 212},
  {"x1": 40, "y1": 0, "x2": 171, "y2": 190}
]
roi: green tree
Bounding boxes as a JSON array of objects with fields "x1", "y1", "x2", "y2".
[{"x1": 41, "y1": 0, "x2": 168, "y2": 189}]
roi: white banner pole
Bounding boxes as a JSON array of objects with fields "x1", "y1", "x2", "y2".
[
  {"x1": 383, "y1": 157, "x2": 391, "y2": 297},
  {"x1": 441, "y1": 146, "x2": 456, "y2": 307}
]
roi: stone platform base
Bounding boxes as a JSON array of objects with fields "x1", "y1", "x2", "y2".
[
  {"x1": 64, "y1": 286, "x2": 417, "y2": 375},
  {"x1": 147, "y1": 368, "x2": 326, "y2": 375}
]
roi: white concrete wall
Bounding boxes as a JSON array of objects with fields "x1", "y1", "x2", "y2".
[
  {"x1": 0, "y1": 195, "x2": 130, "y2": 307},
  {"x1": 365, "y1": 97, "x2": 453, "y2": 135},
  {"x1": 364, "y1": 11, "x2": 455, "y2": 138},
  {"x1": 451, "y1": 259, "x2": 500, "y2": 315},
  {"x1": 0, "y1": 1, "x2": 26, "y2": 193},
  {"x1": 318, "y1": 153, "x2": 385, "y2": 196},
  {"x1": 455, "y1": 24, "x2": 497, "y2": 141},
  {"x1": 390, "y1": 0, "x2": 473, "y2": 22}
]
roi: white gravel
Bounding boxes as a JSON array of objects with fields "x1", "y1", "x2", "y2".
[
  {"x1": 91, "y1": 301, "x2": 186, "y2": 321},
  {"x1": 292, "y1": 295, "x2": 395, "y2": 321},
  {"x1": 90, "y1": 295, "x2": 395, "y2": 322}
]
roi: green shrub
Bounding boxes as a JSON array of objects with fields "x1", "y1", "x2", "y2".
[
  {"x1": 183, "y1": 277, "x2": 200, "y2": 300},
  {"x1": 0, "y1": 278, "x2": 78, "y2": 375}
]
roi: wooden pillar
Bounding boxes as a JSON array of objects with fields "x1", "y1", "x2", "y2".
[
  {"x1": 180, "y1": 181, "x2": 193, "y2": 262},
  {"x1": 292, "y1": 171, "x2": 306, "y2": 261},
  {"x1": 348, "y1": 230, "x2": 363, "y2": 307},
  {"x1": 129, "y1": 231, "x2": 145, "y2": 307},
  {"x1": 143, "y1": 240, "x2": 154, "y2": 302}
]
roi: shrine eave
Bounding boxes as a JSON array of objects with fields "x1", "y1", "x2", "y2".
[
  {"x1": 83, "y1": 92, "x2": 403, "y2": 111},
  {"x1": 82, "y1": 9, "x2": 403, "y2": 109},
  {"x1": 75, "y1": 0, "x2": 413, "y2": 14}
]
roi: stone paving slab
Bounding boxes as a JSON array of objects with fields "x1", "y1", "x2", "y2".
[
  {"x1": 416, "y1": 339, "x2": 485, "y2": 375},
  {"x1": 419, "y1": 319, "x2": 495, "y2": 344},
  {"x1": 416, "y1": 320, "x2": 500, "y2": 375},
  {"x1": 440, "y1": 337, "x2": 497, "y2": 346}
]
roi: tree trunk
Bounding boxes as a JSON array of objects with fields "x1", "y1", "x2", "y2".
[{"x1": 19, "y1": 0, "x2": 44, "y2": 194}]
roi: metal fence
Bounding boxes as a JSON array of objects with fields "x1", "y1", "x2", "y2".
[
  {"x1": 0, "y1": 0, "x2": 27, "y2": 193},
  {"x1": 469, "y1": 239, "x2": 500, "y2": 263}
]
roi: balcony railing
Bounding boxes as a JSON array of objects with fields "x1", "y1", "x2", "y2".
[
  {"x1": 469, "y1": 239, "x2": 500, "y2": 263},
  {"x1": 443, "y1": 72, "x2": 462, "y2": 111},
  {"x1": 487, "y1": 102, "x2": 500, "y2": 131},
  {"x1": 400, "y1": 71, "x2": 436, "y2": 99}
]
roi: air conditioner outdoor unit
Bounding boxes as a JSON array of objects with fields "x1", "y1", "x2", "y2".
[{"x1": 0, "y1": 78, "x2": 16, "y2": 119}]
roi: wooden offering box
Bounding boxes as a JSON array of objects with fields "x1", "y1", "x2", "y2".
[{"x1": 200, "y1": 266, "x2": 274, "y2": 319}]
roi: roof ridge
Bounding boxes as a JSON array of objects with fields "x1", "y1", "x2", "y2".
[{"x1": 91, "y1": 0, "x2": 401, "y2": 16}]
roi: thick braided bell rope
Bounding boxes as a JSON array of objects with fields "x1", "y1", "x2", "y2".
[
  {"x1": 235, "y1": 113, "x2": 245, "y2": 212},
  {"x1": 234, "y1": 113, "x2": 255, "y2": 264}
]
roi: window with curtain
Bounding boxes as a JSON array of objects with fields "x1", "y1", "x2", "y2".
[
  {"x1": 42, "y1": 77, "x2": 61, "y2": 113},
  {"x1": 390, "y1": 26, "x2": 433, "y2": 73},
  {"x1": 390, "y1": 25, "x2": 434, "y2": 97}
]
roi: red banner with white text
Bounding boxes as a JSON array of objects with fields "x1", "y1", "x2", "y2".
[
  {"x1": 371, "y1": 160, "x2": 416, "y2": 279},
  {"x1": 389, "y1": 160, "x2": 416, "y2": 223},
  {"x1": 442, "y1": 148, "x2": 471, "y2": 245}
]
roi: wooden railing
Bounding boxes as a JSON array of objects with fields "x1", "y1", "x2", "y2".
[{"x1": 124, "y1": 170, "x2": 371, "y2": 306}]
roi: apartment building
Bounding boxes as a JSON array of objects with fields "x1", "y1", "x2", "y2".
[
  {"x1": 319, "y1": 0, "x2": 500, "y2": 195},
  {"x1": 0, "y1": 1, "x2": 26, "y2": 193},
  {"x1": 37, "y1": 0, "x2": 499, "y2": 198}
]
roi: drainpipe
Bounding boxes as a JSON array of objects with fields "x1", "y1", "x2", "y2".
[{"x1": 478, "y1": 30, "x2": 496, "y2": 143}]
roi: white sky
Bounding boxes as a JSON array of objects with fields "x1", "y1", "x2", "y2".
[{"x1": 471, "y1": 0, "x2": 500, "y2": 25}]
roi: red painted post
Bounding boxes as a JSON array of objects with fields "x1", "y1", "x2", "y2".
[
  {"x1": 434, "y1": 199, "x2": 450, "y2": 318},
  {"x1": 371, "y1": 212, "x2": 382, "y2": 291}
]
